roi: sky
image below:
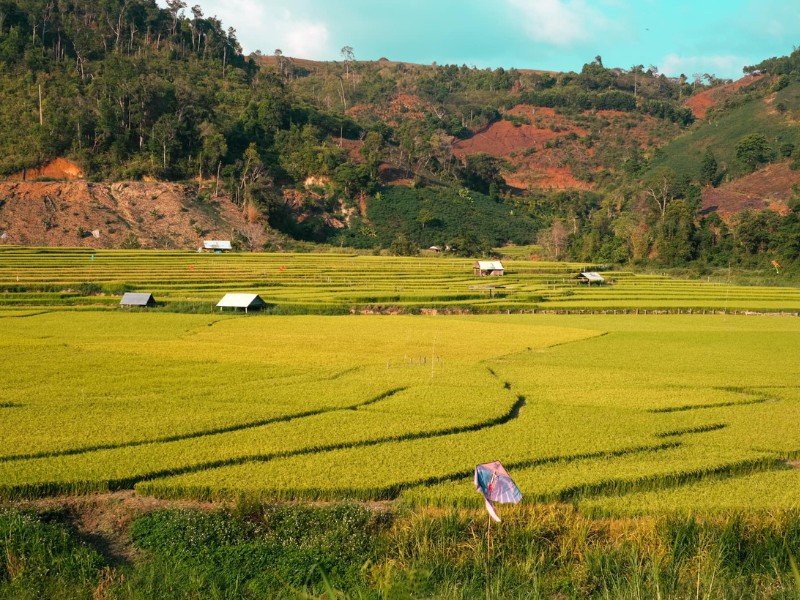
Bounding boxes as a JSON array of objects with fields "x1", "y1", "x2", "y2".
[{"x1": 160, "y1": 0, "x2": 800, "y2": 80}]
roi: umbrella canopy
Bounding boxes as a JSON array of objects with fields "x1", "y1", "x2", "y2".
[{"x1": 474, "y1": 461, "x2": 522, "y2": 522}]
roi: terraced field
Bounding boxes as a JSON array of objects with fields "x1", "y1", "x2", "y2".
[
  {"x1": 1, "y1": 248, "x2": 800, "y2": 514},
  {"x1": 1, "y1": 246, "x2": 799, "y2": 313}
]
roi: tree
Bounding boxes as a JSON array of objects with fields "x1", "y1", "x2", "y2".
[
  {"x1": 359, "y1": 130, "x2": 384, "y2": 180},
  {"x1": 699, "y1": 148, "x2": 718, "y2": 186},
  {"x1": 656, "y1": 200, "x2": 696, "y2": 265},
  {"x1": 274, "y1": 48, "x2": 286, "y2": 79},
  {"x1": 537, "y1": 219, "x2": 569, "y2": 259},
  {"x1": 165, "y1": 0, "x2": 186, "y2": 36},
  {"x1": 643, "y1": 166, "x2": 679, "y2": 220},
  {"x1": 340, "y1": 45, "x2": 354, "y2": 79},
  {"x1": 417, "y1": 208, "x2": 435, "y2": 229},
  {"x1": 390, "y1": 233, "x2": 417, "y2": 256},
  {"x1": 199, "y1": 121, "x2": 227, "y2": 193},
  {"x1": 735, "y1": 133, "x2": 773, "y2": 171},
  {"x1": 151, "y1": 114, "x2": 179, "y2": 170}
]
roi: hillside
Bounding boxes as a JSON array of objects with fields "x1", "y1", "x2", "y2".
[
  {"x1": 702, "y1": 162, "x2": 800, "y2": 218},
  {"x1": 651, "y1": 76, "x2": 800, "y2": 180},
  {"x1": 0, "y1": 179, "x2": 264, "y2": 249},
  {"x1": 684, "y1": 74, "x2": 765, "y2": 119},
  {"x1": 0, "y1": 0, "x2": 798, "y2": 270}
]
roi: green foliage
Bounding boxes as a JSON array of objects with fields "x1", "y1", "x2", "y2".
[
  {"x1": 650, "y1": 75, "x2": 800, "y2": 183},
  {"x1": 364, "y1": 185, "x2": 537, "y2": 253},
  {"x1": 736, "y1": 133, "x2": 775, "y2": 171},
  {"x1": 746, "y1": 46, "x2": 800, "y2": 76},
  {"x1": 700, "y1": 148, "x2": 719, "y2": 185},
  {"x1": 0, "y1": 508, "x2": 105, "y2": 598},
  {"x1": 129, "y1": 506, "x2": 386, "y2": 595}
]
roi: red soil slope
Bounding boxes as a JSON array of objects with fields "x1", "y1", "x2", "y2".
[
  {"x1": 8, "y1": 158, "x2": 85, "y2": 181},
  {"x1": 453, "y1": 106, "x2": 675, "y2": 191},
  {"x1": 684, "y1": 75, "x2": 765, "y2": 119},
  {"x1": 0, "y1": 181, "x2": 263, "y2": 249},
  {"x1": 702, "y1": 162, "x2": 799, "y2": 219},
  {"x1": 453, "y1": 106, "x2": 593, "y2": 190}
]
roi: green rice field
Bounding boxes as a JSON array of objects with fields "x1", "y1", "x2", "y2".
[{"x1": 1, "y1": 247, "x2": 800, "y2": 514}]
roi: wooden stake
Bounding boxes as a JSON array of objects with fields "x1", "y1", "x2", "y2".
[{"x1": 487, "y1": 514, "x2": 493, "y2": 600}]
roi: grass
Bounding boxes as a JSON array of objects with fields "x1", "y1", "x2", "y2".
[{"x1": 4, "y1": 503, "x2": 800, "y2": 598}]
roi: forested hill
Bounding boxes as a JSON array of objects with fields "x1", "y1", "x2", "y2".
[{"x1": 0, "y1": 0, "x2": 799, "y2": 272}]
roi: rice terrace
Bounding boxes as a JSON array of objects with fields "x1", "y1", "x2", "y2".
[{"x1": 2, "y1": 247, "x2": 800, "y2": 597}]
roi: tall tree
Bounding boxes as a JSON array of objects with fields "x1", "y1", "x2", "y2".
[
  {"x1": 643, "y1": 166, "x2": 679, "y2": 220},
  {"x1": 735, "y1": 133, "x2": 773, "y2": 171},
  {"x1": 699, "y1": 148, "x2": 718, "y2": 186}
]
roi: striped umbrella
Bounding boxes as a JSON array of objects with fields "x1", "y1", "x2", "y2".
[{"x1": 474, "y1": 461, "x2": 522, "y2": 522}]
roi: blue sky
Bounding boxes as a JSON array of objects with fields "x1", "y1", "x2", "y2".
[{"x1": 163, "y1": 0, "x2": 800, "y2": 79}]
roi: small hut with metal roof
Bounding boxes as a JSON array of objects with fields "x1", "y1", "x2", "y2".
[
  {"x1": 203, "y1": 240, "x2": 232, "y2": 252},
  {"x1": 119, "y1": 292, "x2": 156, "y2": 307},
  {"x1": 473, "y1": 260, "x2": 505, "y2": 277},
  {"x1": 216, "y1": 293, "x2": 266, "y2": 313},
  {"x1": 576, "y1": 272, "x2": 605, "y2": 285}
]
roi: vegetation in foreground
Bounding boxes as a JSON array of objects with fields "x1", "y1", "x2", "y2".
[{"x1": 3, "y1": 502, "x2": 800, "y2": 598}]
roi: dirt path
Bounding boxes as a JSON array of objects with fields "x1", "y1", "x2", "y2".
[{"x1": 8, "y1": 491, "x2": 221, "y2": 565}]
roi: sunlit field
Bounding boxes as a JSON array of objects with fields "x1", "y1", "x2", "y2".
[
  {"x1": 2, "y1": 246, "x2": 799, "y2": 313},
  {"x1": 2, "y1": 304, "x2": 799, "y2": 514}
]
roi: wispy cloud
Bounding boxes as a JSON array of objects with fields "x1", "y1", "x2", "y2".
[
  {"x1": 181, "y1": 0, "x2": 331, "y2": 57},
  {"x1": 660, "y1": 53, "x2": 747, "y2": 79},
  {"x1": 281, "y1": 17, "x2": 331, "y2": 58},
  {"x1": 506, "y1": 0, "x2": 615, "y2": 46}
]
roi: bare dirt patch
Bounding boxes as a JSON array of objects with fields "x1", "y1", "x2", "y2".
[
  {"x1": 684, "y1": 74, "x2": 765, "y2": 119},
  {"x1": 453, "y1": 106, "x2": 585, "y2": 158},
  {"x1": 8, "y1": 158, "x2": 85, "y2": 181},
  {"x1": 702, "y1": 162, "x2": 800, "y2": 219},
  {"x1": 11, "y1": 491, "x2": 219, "y2": 565},
  {"x1": 0, "y1": 181, "x2": 264, "y2": 249}
]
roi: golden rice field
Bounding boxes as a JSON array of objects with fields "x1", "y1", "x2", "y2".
[
  {"x1": 1, "y1": 246, "x2": 799, "y2": 313},
  {"x1": 1, "y1": 247, "x2": 800, "y2": 514}
]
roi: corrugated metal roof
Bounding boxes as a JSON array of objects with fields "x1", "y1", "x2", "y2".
[
  {"x1": 216, "y1": 293, "x2": 266, "y2": 308},
  {"x1": 476, "y1": 261, "x2": 504, "y2": 270},
  {"x1": 204, "y1": 240, "x2": 232, "y2": 250},
  {"x1": 120, "y1": 292, "x2": 154, "y2": 306},
  {"x1": 579, "y1": 272, "x2": 605, "y2": 282}
]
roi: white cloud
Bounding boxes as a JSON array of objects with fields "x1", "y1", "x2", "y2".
[
  {"x1": 178, "y1": 0, "x2": 332, "y2": 58},
  {"x1": 506, "y1": 0, "x2": 614, "y2": 46},
  {"x1": 660, "y1": 53, "x2": 747, "y2": 79},
  {"x1": 282, "y1": 19, "x2": 331, "y2": 58}
]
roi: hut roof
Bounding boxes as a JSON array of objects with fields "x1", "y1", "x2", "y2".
[
  {"x1": 475, "y1": 261, "x2": 504, "y2": 271},
  {"x1": 216, "y1": 293, "x2": 266, "y2": 308},
  {"x1": 578, "y1": 272, "x2": 605, "y2": 282},
  {"x1": 204, "y1": 240, "x2": 232, "y2": 250},
  {"x1": 120, "y1": 292, "x2": 155, "y2": 306}
]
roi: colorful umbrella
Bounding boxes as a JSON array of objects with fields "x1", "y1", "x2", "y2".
[{"x1": 474, "y1": 461, "x2": 522, "y2": 522}]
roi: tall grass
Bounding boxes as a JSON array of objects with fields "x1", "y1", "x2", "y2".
[{"x1": 3, "y1": 503, "x2": 800, "y2": 598}]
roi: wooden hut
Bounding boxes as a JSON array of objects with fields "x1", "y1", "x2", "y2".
[
  {"x1": 203, "y1": 240, "x2": 232, "y2": 252},
  {"x1": 120, "y1": 292, "x2": 156, "y2": 307},
  {"x1": 216, "y1": 293, "x2": 266, "y2": 313},
  {"x1": 473, "y1": 260, "x2": 505, "y2": 277},
  {"x1": 576, "y1": 272, "x2": 605, "y2": 285}
]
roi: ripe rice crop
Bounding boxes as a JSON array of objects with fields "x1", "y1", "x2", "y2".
[{"x1": 1, "y1": 249, "x2": 800, "y2": 512}]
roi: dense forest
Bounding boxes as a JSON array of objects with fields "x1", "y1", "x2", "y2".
[{"x1": 0, "y1": 0, "x2": 799, "y2": 271}]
